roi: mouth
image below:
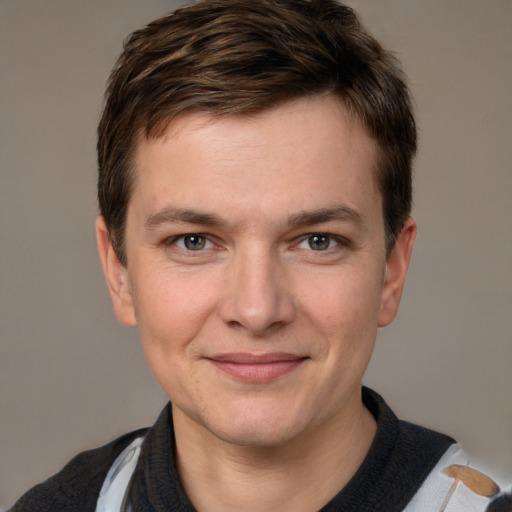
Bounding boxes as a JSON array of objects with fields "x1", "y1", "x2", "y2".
[{"x1": 205, "y1": 353, "x2": 309, "y2": 382}]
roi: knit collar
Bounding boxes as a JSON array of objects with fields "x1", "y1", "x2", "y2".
[{"x1": 126, "y1": 387, "x2": 453, "y2": 511}]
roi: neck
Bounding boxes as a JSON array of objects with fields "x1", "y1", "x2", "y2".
[{"x1": 173, "y1": 390, "x2": 377, "y2": 512}]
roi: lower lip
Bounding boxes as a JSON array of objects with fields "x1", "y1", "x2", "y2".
[{"x1": 208, "y1": 359, "x2": 306, "y2": 382}]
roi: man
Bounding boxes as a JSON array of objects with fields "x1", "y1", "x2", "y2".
[{"x1": 10, "y1": 1, "x2": 509, "y2": 511}]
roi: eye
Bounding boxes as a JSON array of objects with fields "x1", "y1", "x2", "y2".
[
  {"x1": 297, "y1": 233, "x2": 344, "y2": 251},
  {"x1": 307, "y1": 234, "x2": 331, "y2": 251},
  {"x1": 172, "y1": 234, "x2": 212, "y2": 251}
]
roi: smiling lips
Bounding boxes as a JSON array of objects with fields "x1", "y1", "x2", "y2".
[{"x1": 206, "y1": 353, "x2": 308, "y2": 382}]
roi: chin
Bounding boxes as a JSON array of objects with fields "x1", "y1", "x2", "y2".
[
  {"x1": 213, "y1": 421, "x2": 302, "y2": 449},
  {"x1": 204, "y1": 401, "x2": 314, "y2": 449}
]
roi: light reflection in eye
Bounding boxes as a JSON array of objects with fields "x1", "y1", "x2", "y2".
[
  {"x1": 297, "y1": 234, "x2": 338, "y2": 251},
  {"x1": 174, "y1": 234, "x2": 211, "y2": 251}
]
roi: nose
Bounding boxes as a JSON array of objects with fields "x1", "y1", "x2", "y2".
[{"x1": 218, "y1": 247, "x2": 296, "y2": 335}]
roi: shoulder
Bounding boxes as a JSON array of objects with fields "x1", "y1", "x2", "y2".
[
  {"x1": 404, "y1": 444, "x2": 512, "y2": 512},
  {"x1": 9, "y1": 428, "x2": 148, "y2": 512},
  {"x1": 361, "y1": 389, "x2": 511, "y2": 512}
]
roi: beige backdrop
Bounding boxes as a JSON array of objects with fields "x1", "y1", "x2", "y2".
[{"x1": 1, "y1": 0, "x2": 511, "y2": 508}]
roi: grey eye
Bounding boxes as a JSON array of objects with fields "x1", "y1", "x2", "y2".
[
  {"x1": 183, "y1": 235, "x2": 207, "y2": 250},
  {"x1": 308, "y1": 234, "x2": 331, "y2": 251}
]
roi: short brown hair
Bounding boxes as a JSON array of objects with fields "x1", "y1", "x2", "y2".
[{"x1": 98, "y1": 0, "x2": 416, "y2": 265}]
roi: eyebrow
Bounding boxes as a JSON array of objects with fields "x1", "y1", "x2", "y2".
[
  {"x1": 145, "y1": 207, "x2": 224, "y2": 229},
  {"x1": 287, "y1": 205, "x2": 363, "y2": 229},
  {"x1": 144, "y1": 204, "x2": 363, "y2": 231}
]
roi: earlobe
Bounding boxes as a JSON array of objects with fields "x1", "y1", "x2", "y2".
[
  {"x1": 378, "y1": 217, "x2": 416, "y2": 327},
  {"x1": 95, "y1": 216, "x2": 137, "y2": 327}
]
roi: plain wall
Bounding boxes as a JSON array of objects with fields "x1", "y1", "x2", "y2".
[{"x1": 1, "y1": 0, "x2": 511, "y2": 508}]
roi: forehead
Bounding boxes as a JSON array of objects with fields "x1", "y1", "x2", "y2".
[{"x1": 130, "y1": 96, "x2": 381, "y2": 225}]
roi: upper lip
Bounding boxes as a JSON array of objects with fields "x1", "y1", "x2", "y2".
[{"x1": 206, "y1": 353, "x2": 307, "y2": 364}]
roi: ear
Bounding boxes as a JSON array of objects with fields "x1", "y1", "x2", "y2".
[
  {"x1": 378, "y1": 217, "x2": 416, "y2": 327},
  {"x1": 95, "y1": 216, "x2": 137, "y2": 327}
]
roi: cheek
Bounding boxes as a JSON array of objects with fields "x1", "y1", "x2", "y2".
[
  {"x1": 131, "y1": 269, "x2": 220, "y2": 404},
  {"x1": 297, "y1": 266, "x2": 383, "y2": 337},
  {"x1": 131, "y1": 268, "x2": 218, "y2": 354}
]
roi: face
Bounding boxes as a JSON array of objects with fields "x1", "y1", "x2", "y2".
[{"x1": 97, "y1": 96, "x2": 415, "y2": 448}]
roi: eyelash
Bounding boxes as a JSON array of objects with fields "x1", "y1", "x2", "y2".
[
  {"x1": 164, "y1": 232, "x2": 351, "y2": 253},
  {"x1": 165, "y1": 234, "x2": 214, "y2": 252},
  {"x1": 296, "y1": 233, "x2": 352, "y2": 252}
]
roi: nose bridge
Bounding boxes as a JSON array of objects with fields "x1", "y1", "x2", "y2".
[{"x1": 219, "y1": 242, "x2": 294, "y2": 334}]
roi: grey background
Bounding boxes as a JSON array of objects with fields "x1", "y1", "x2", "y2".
[{"x1": 1, "y1": 0, "x2": 511, "y2": 508}]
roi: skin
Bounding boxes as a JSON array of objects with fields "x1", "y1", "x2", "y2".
[{"x1": 97, "y1": 95, "x2": 416, "y2": 511}]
